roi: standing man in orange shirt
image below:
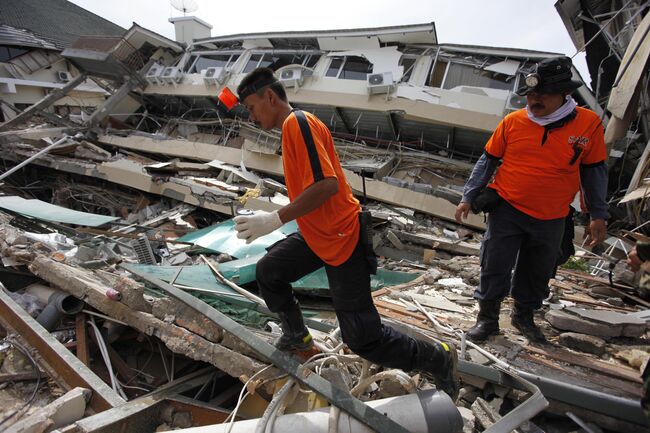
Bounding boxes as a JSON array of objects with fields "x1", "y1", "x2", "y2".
[
  {"x1": 455, "y1": 57, "x2": 608, "y2": 343},
  {"x1": 233, "y1": 67, "x2": 459, "y2": 399}
]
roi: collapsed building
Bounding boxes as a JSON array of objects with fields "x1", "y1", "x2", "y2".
[{"x1": 0, "y1": 0, "x2": 648, "y2": 432}]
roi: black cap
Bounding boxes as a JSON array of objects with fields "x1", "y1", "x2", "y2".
[{"x1": 516, "y1": 56, "x2": 583, "y2": 96}]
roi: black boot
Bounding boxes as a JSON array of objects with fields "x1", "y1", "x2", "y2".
[
  {"x1": 466, "y1": 300, "x2": 501, "y2": 342},
  {"x1": 413, "y1": 339, "x2": 459, "y2": 401},
  {"x1": 275, "y1": 299, "x2": 313, "y2": 351},
  {"x1": 511, "y1": 304, "x2": 546, "y2": 343}
]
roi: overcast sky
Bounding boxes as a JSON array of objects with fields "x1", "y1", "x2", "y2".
[{"x1": 69, "y1": 0, "x2": 590, "y2": 82}]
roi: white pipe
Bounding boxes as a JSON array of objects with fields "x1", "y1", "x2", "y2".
[{"x1": 173, "y1": 389, "x2": 462, "y2": 433}]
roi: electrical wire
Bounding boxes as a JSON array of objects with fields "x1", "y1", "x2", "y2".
[
  {"x1": 88, "y1": 317, "x2": 128, "y2": 400},
  {"x1": 0, "y1": 339, "x2": 42, "y2": 428},
  {"x1": 223, "y1": 364, "x2": 274, "y2": 433}
]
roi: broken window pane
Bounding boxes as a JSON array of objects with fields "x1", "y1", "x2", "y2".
[
  {"x1": 326, "y1": 57, "x2": 343, "y2": 77},
  {"x1": 339, "y1": 56, "x2": 373, "y2": 80},
  {"x1": 428, "y1": 58, "x2": 448, "y2": 87},
  {"x1": 304, "y1": 54, "x2": 321, "y2": 68},
  {"x1": 265, "y1": 54, "x2": 307, "y2": 71},
  {"x1": 443, "y1": 62, "x2": 513, "y2": 91},
  {"x1": 399, "y1": 56, "x2": 417, "y2": 82},
  {"x1": 243, "y1": 53, "x2": 263, "y2": 73}
]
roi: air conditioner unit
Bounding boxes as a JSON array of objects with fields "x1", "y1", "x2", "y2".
[
  {"x1": 145, "y1": 64, "x2": 164, "y2": 86},
  {"x1": 506, "y1": 93, "x2": 527, "y2": 111},
  {"x1": 367, "y1": 72, "x2": 394, "y2": 95},
  {"x1": 279, "y1": 68, "x2": 304, "y2": 88},
  {"x1": 161, "y1": 66, "x2": 182, "y2": 85},
  {"x1": 202, "y1": 66, "x2": 229, "y2": 85},
  {"x1": 56, "y1": 71, "x2": 71, "y2": 83}
]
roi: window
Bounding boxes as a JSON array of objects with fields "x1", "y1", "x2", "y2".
[
  {"x1": 428, "y1": 58, "x2": 448, "y2": 87},
  {"x1": 188, "y1": 54, "x2": 240, "y2": 73},
  {"x1": 243, "y1": 53, "x2": 263, "y2": 73},
  {"x1": 340, "y1": 56, "x2": 373, "y2": 80},
  {"x1": 442, "y1": 62, "x2": 513, "y2": 91},
  {"x1": 0, "y1": 46, "x2": 28, "y2": 63},
  {"x1": 264, "y1": 54, "x2": 306, "y2": 71},
  {"x1": 326, "y1": 57, "x2": 343, "y2": 77},
  {"x1": 399, "y1": 56, "x2": 417, "y2": 82},
  {"x1": 326, "y1": 56, "x2": 373, "y2": 80},
  {"x1": 304, "y1": 54, "x2": 321, "y2": 68}
]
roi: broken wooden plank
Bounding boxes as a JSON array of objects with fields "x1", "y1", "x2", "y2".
[
  {"x1": 0, "y1": 371, "x2": 47, "y2": 382},
  {"x1": 519, "y1": 353, "x2": 643, "y2": 397},
  {"x1": 75, "y1": 313, "x2": 90, "y2": 367},
  {"x1": 526, "y1": 345, "x2": 642, "y2": 384}
]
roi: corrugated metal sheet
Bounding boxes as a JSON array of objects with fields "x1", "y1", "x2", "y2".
[{"x1": 0, "y1": 24, "x2": 58, "y2": 50}]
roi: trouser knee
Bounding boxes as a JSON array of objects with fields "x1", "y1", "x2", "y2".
[
  {"x1": 256, "y1": 255, "x2": 293, "y2": 312},
  {"x1": 336, "y1": 309, "x2": 383, "y2": 354}
]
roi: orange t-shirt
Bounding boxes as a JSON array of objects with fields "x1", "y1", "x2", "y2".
[
  {"x1": 281, "y1": 110, "x2": 360, "y2": 266},
  {"x1": 486, "y1": 107, "x2": 606, "y2": 220}
]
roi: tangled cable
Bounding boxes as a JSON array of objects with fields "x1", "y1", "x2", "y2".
[{"x1": 0, "y1": 338, "x2": 42, "y2": 428}]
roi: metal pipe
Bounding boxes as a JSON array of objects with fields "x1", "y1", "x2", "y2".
[
  {"x1": 172, "y1": 389, "x2": 462, "y2": 433},
  {"x1": 25, "y1": 284, "x2": 84, "y2": 332}
]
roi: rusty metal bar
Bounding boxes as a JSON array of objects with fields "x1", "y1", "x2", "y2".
[{"x1": 0, "y1": 287, "x2": 124, "y2": 412}]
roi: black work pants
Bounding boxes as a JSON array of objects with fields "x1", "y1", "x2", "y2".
[
  {"x1": 476, "y1": 200, "x2": 565, "y2": 310},
  {"x1": 256, "y1": 232, "x2": 418, "y2": 370}
]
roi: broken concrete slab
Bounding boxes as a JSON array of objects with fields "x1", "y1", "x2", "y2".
[
  {"x1": 5, "y1": 387, "x2": 90, "y2": 433},
  {"x1": 545, "y1": 309, "x2": 646, "y2": 338},
  {"x1": 558, "y1": 332, "x2": 607, "y2": 356},
  {"x1": 566, "y1": 307, "x2": 647, "y2": 337}
]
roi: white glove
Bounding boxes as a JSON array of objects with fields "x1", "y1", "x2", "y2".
[{"x1": 233, "y1": 210, "x2": 283, "y2": 244}]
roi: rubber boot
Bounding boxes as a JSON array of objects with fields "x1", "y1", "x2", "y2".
[
  {"x1": 466, "y1": 300, "x2": 501, "y2": 342},
  {"x1": 511, "y1": 304, "x2": 546, "y2": 343},
  {"x1": 413, "y1": 339, "x2": 460, "y2": 401},
  {"x1": 275, "y1": 299, "x2": 313, "y2": 351}
]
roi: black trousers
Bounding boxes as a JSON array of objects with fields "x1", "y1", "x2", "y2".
[
  {"x1": 256, "y1": 232, "x2": 418, "y2": 370},
  {"x1": 476, "y1": 200, "x2": 565, "y2": 310}
]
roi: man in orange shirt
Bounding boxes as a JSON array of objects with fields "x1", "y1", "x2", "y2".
[
  {"x1": 455, "y1": 57, "x2": 608, "y2": 343},
  {"x1": 233, "y1": 67, "x2": 459, "y2": 399}
]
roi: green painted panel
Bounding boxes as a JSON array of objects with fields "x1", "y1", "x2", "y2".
[
  {"x1": 0, "y1": 196, "x2": 119, "y2": 227},
  {"x1": 127, "y1": 263, "x2": 258, "y2": 308},
  {"x1": 292, "y1": 268, "x2": 421, "y2": 296},
  {"x1": 177, "y1": 218, "x2": 298, "y2": 258}
]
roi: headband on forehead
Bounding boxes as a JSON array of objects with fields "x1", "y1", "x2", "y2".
[{"x1": 237, "y1": 76, "x2": 279, "y2": 101}]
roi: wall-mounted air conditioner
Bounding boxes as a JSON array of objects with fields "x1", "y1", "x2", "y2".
[
  {"x1": 145, "y1": 64, "x2": 164, "y2": 86},
  {"x1": 279, "y1": 68, "x2": 304, "y2": 88},
  {"x1": 506, "y1": 93, "x2": 527, "y2": 111},
  {"x1": 56, "y1": 71, "x2": 71, "y2": 83},
  {"x1": 367, "y1": 72, "x2": 394, "y2": 95},
  {"x1": 202, "y1": 66, "x2": 229, "y2": 85},
  {"x1": 161, "y1": 66, "x2": 182, "y2": 85}
]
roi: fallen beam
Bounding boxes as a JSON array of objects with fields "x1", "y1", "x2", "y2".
[
  {"x1": 23, "y1": 254, "x2": 269, "y2": 381},
  {"x1": 0, "y1": 73, "x2": 87, "y2": 132},
  {"x1": 0, "y1": 288, "x2": 124, "y2": 412},
  {"x1": 122, "y1": 263, "x2": 413, "y2": 433}
]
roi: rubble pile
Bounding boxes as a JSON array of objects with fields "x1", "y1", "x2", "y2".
[{"x1": 0, "y1": 2, "x2": 649, "y2": 432}]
